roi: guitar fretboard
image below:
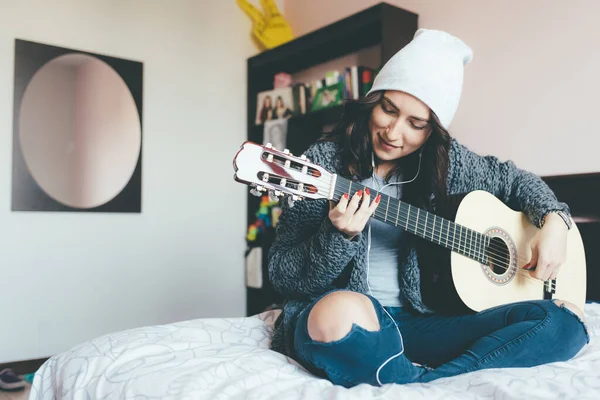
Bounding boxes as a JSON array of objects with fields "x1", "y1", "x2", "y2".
[{"x1": 334, "y1": 176, "x2": 491, "y2": 264}]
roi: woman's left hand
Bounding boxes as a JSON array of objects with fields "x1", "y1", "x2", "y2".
[{"x1": 523, "y1": 213, "x2": 569, "y2": 281}]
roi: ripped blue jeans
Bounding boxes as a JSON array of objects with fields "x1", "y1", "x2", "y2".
[{"x1": 293, "y1": 291, "x2": 590, "y2": 387}]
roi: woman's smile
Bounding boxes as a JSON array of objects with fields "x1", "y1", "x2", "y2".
[{"x1": 377, "y1": 133, "x2": 402, "y2": 151}]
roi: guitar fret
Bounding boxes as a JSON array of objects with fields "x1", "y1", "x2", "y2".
[
  {"x1": 477, "y1": 234, "x2": 482, "y2": 260},
  {"x1": 385, "y1": 196, "x2": 389, "y2": 222},
  {"x1": 473, "y1": 231, "x2": 476, "y2": 259},
  {"x1": 479, "y1": 235, "x2": 483, "y2": 264},
  {"x1": 473, "y1": 231, "x2": 478, "y2": 262},
  {"x1": 406, "y1": 204, "x2": 410, "y2": 231},
  {"x1": 467, "y1": 230, "x2": 470, "y2": 256},
  {"x1": 431, "y1": 215, "x2": 435, "y2": 242},
  {"x1": 482, "y1": 235, "x2": 486, "y2": 264},
  {"x1": 416, "y1": 209, "x2": 421, "y2": 236},
  {"x1": 474, "y1": 231, "x2": 477, "y2": 260},
  {"x1": 442, "y1": 219, "x2": 445, "y2": 247},
  {"x1": 395, "y1": 200, "x2": 400, "y2": 226},
  {"x1": 474, "y1": 231, "x2": 478, "y2": 261},
  {"x1": 445, "y1": 220, "x2": 449, "y2": 248},
  {"x1": 453, "y1": 222, "x2": 456, "y2": 252},
  {"x1": 456, "y1": 225, "x2": 460, "y2": 253},
  {"x1": 467, "y1": 229, "x2": 472, "y2": 257},
  {"x1": 348, "y1": 181, "x2": 352, "y2": 196},
  {"x1": 470, "y1": 230, "x2": 474, "y2": 258},
  {"x1": 468, "y1": 229, "x2": 472, "y2": 257},
  {"x1": 424, "y1": 212, "x2": 428, "y2": 239}
]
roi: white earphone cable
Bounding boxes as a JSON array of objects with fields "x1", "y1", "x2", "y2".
[{"x1": 368, "y1": 146, "x2": 424, "y2": 386}]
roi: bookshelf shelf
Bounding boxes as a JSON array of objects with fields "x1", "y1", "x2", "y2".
[{"x1": 244, "y1": 3, "x2": 419, "y2": 316}]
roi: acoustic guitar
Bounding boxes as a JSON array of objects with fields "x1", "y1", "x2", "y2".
[{"x1": 233, "y1": 141, "x2": 587, "y2": 312}]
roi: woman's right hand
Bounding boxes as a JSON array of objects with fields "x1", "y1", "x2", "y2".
[{"x1": 329, "y1": 188, "x2": 381, "y2": 240}]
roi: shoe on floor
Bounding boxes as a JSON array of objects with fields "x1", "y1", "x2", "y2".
[{"x1": 0, "y1": 368, "x2": 26, "y2": 391}]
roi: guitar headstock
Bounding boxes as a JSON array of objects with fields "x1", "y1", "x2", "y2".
[{"x1": 233, "y1": 141, "x2": 333, "y2": 201}]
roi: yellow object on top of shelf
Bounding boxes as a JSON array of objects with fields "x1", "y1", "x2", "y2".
[{"x1": 237, "y1": 0, "x2": 294, "y2": 50}]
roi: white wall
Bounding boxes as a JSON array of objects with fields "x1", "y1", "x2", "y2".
[
  {"x1": 0, "y1": 0, "x2": 265, "y2": 363},
  {"x1": 284, "y1": 0, "x2": 600, "y2": 176}
]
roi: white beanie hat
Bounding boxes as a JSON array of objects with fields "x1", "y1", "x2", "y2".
[{"x1": 367, "y1": 29, "x2": 473, "y2": 129}]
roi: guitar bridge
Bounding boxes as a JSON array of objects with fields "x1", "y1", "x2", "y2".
[{"x1": 543, "y1": 279, "x2": 556, "y2": 300}]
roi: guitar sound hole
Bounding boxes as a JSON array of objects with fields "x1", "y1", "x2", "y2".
[{"x1": 487, "y1": 237, "x2": 510, "y2": 275}]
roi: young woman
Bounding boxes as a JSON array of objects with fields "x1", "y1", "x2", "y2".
[
  {"x1": 257, "y1": 95, "x2": 273, "y2": 124},
  {"x1": 267, "y1": 29, "x2": 589, "y2": 387},
  {"x1": 274, "y1": 95, "x2": 293, "y2": 119}
]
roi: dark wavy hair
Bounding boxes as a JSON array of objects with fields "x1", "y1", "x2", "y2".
[{"x1": 320, "y1": 90, "x2": 452, "y2": 208}]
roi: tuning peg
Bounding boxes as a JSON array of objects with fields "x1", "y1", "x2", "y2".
[
  {"x1": 292, "y1": 195, "x2": 300, "y2": 201},
  {"x1": 283, "y1": 149, "x2": 290, "y2": 155},
  {"x1": 265, "y1": 143, "x2": 273, "y2": 149},
  {"x1": 269, "y1": 191, "x2": 282, "y2": 202},
  {"x1": 251, "y1": 185, "x2": 268, "y2": 196},
  {"x1": 300, "y1": 155, "x2": 307, "y2": 160}
]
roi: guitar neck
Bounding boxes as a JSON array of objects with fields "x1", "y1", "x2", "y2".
[{"x1": 333, "y1": 176, "x2": 490, "y2": 263}]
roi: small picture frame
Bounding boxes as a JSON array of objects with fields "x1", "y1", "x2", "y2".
[{"x1": 255, "y1": 87, "x2": 295, "y2": 125}]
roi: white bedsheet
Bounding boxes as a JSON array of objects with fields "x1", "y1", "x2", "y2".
[{"x1": 31, "y1": 304, "x2": 600, "y2": 400}]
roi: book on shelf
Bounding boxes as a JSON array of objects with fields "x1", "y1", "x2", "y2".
[{"x1": 349, "y1": 66, "x2": 377, "y2": 100}]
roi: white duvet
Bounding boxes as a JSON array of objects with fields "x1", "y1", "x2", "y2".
[{"x1": 31, "y1": 304, "x2": 600, "y2": 400}]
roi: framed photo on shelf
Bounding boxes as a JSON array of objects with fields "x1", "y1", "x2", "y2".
[{"x1": 255, "y1": 87, "x2": 295, "y2": 125}]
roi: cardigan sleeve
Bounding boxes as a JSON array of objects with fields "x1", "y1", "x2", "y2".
[
  {"x1": 267, "y1": 142, "x2": 361, "y2": 297},
  {"x1": 447, "y1": 139, "x2": 571, "y2": 228}
]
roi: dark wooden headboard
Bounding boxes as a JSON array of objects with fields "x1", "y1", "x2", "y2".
[{"x1": 543, "y1": 173, "x2": 600, "y2": 302}]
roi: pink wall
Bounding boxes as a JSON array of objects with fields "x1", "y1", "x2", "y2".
[{"x1": 283, "y1": 0, "x2": 600, "y2": 176}]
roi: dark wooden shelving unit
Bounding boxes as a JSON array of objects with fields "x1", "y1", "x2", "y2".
[
  {"x1": 543, "y1": 173, "x2": 600, "y2": 301},
  {"x1": 244, "y1": 3, "x2": 419, "y2": 316}
]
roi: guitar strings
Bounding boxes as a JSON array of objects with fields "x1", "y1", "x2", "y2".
[
  {"x1": 266, "y1": 179, "x2": 558, "y2": 289},
  {"x1": 274, "y1": 177, "x2": 557, "y2": 289},
  {"x1": 322, "y1": 179, "x2": 535, "y2": 260},
  {"x1": 307, "y1": 181, "x2": 548, "y2": 266},
  {"x1": 327, "y1": 188, "x2": 557, "y2": 289},
  {"x1": 325, "y1": 186, "x2": 522, "y2": 263}
]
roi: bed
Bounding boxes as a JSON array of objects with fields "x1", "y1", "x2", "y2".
[{"x1": 30, "y1": 304, "x2": 600, "y2": 400}]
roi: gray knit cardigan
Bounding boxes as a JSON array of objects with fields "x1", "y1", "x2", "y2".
[{"x1": 267, "y1": 138, "x2": 570, "y2": 358}]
